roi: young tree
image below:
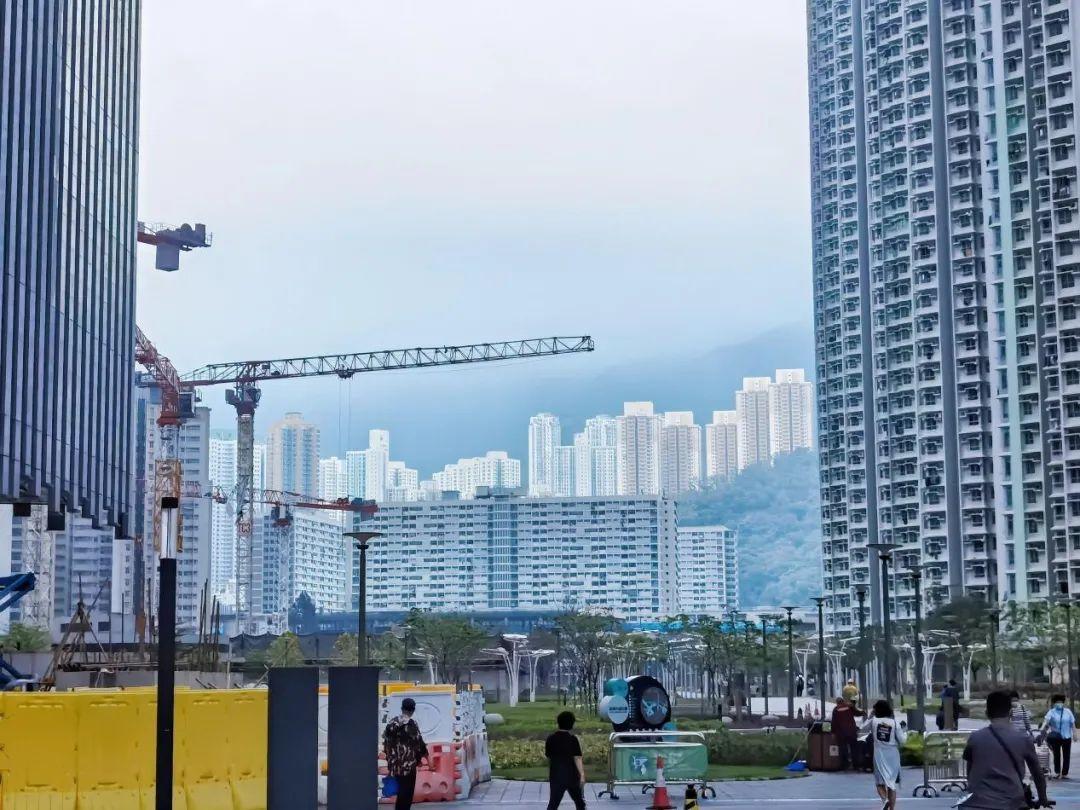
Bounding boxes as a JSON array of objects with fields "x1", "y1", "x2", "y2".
[
  {"x1": 332, "y1": 633, "x2": 359, "y2": 666},
  {"x1": 288, "y1": 592, "x2": 318, "y2": 635},
  {"x1": 266, "y1": 632, "x2": 305, "y2": 667},
  {"x1": 2, "y1": 622, "x2": 51, "y2": 652},
  {"x1": 408, "y1": 613, "x2": 488, "y2": 684},
  {"x1": 555, "y1": 612, "x2": 617, "y2": 711}
]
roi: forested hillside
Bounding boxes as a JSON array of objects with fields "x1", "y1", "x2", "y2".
[{"x1": 679, "y1": 450, "x2": 822, "y2": 607}]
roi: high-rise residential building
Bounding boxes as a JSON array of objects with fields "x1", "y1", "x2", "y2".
[
  {"x1": 365, "y1": 430, "x2": 390, "y2": 503},
  {"x1": 677, "y1": 525, "x2": 739, "y2": 617},
  {"x1": 552, "y1": 446, "x2": 577, "y2": 497},
  {"x1": 266, "y1": 413, "x2": 320, "y2": 498},
  {"x1": 386, "y1": 462, "x2": 419, "y2": 501},
  {"x1": 735, "y1": 378, "x2": 772, "y2": 470},
  {"x1": 429, "y1": 451, "x2": 521, "y2": 498},
  {"x1": 253, "y1": 443, "x2": 267, "y2": 493},
  {"x1": 660, "y1": 412, "x2": 703, "y2": 496},
  {"x1": 123, "y1": 400, "x2": 213, "y2": 630},
  {"x1": 617, "y1": 403, "x2": 662, "y2": 495},
  {"x1": 569, "y1": 416, "x2": 619, "y2": 497},
  {"x1": 528, "y1": 413, "x2": 562, "y2": 496},
  {"x1": 355, "y1": 493, "x2": 679, "y2": 619},
  {"x1": 1, "y1": 2, "x2": 140, "y2": 531},
  {"x1": 979, "y1": 1, "x2": 1080, "y2": 603},
  {"x1": 209, "y1": 433, "x2": 238, "y2": 602},
  {"x1": 705, "y1": 411, "x2": 739, "y2": 484},
  {"x1": 319, "y1": 457, "x2": 348, "y2": 501},
  {"x1": 769, "y1": 369, "x2": 815, "y2": 458},
  {"x1": 808, "y1": 0, "x2": 1002, "y2": 629},
  {"x1": 346, "y1": 450, "x2": 366, "y2": 499}
]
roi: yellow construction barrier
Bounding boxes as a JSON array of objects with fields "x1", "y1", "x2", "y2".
[{"x1": 0, "y1": 688, "x2": 268, "y2": 810}]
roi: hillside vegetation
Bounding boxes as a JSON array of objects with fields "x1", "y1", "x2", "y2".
[{"x1": 679, "y1": 450, "x2": 822, "y2": 607}]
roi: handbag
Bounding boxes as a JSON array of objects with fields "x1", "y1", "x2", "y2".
[
  {"x1": 988, "y1": 725, "x2": 1037, "y2": 809},
  {"x1": 382, "y1": 776, "x2": 399, "y2": 797}
]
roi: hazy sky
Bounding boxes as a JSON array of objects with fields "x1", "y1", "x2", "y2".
[{"x1": 136, "y1": 1, "x2": 813, "y2": 458}]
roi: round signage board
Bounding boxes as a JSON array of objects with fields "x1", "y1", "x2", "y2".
[{"x1": 599, "y1": 695, "x2": 630, "y2": 725}]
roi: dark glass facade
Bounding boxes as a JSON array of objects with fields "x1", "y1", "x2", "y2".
[{"x1": 0, "y1": 1, "x2": 140, "y2": 531}]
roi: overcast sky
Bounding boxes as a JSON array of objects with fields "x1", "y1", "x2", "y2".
[{"x1": 136, "y1": 1, "x2": 813, "y2": 454}]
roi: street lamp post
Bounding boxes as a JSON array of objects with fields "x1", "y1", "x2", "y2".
[
  {"x1": 813, "y1": 598, "x2": 827, "y2": 721},
  {"x1": 1060, "y1": 582, "x2": 1075, "y2": 712},
  {"x1": 783, "y1": 606, "x2": 797, "y2": 721},
  {"x1": 868, "y1": 543, "x2": 899, "y2": 703},
  {"x1": 989, "y1": 608, "x2": 1000, "y2": 688},
  {"x1": 909, "y1": 568, "x2": 926, "y2": 733},
  {"x1": 344, "y1": 530, "x2": 384, "y2": 666},
  {"x1": 155, "y1": 495, "x2": 180, "y2": 810},
  {"x1": 761, "y1": 617, "x2": 771, "y2": 717},
  {"x1": 855, "y1": 585, "x2": 869, "y2": 712}
]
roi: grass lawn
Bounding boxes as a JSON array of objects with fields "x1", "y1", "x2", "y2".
[{"x1": 492, "y1": 764, "x2": 806, "y2": 782}]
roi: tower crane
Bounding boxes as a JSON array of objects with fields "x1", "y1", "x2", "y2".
[{"x1": 167, "y1": 336, "x2": 593, "y2": 630}]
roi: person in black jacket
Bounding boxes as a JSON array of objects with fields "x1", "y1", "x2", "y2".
[{"x1": 546, "y1": 711, "x2": 586, "y2": 809}]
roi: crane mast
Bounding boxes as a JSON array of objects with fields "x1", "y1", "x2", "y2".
[{"x1": 181, "y1": 336, "x2": 594, "y2": 631}]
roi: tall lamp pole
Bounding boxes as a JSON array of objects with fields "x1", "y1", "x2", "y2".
[
  {"x1": 761, "y1": 617, "x2": 771, "y2": 717},
  {"x1": 155, "y1": 496, "x2": 180, "y2": 810},
  {"x1": 813, "y1": 598, "x2": 827, "y2": 721},
  {"x1": 989, "y1": 607, "x2": 1000, "y2": 688},
  {"x1": 344, "y1": 530, "x2": 383, "y2": 666},
  {"x1": 909, "y1": 567, "x2": 926, "y2": 733},
  {"x1": 782, "y1": 606, "x2": 797, "y2": 721},
  {"x1": 868, "y1": 542, "x2": 899, "y2": 703},
  {"x1": 1060, "y1": 582, "x2": 1075, "y2": 712},
  {"x1": 855, "y1": 585, "x2": 869, "y2": 712}
]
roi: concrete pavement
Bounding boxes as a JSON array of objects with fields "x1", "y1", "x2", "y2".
[{"x1": 449, "y1": 769, "x2": 1080, "y2": 807}]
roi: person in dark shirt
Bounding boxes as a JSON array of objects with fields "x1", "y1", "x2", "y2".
[
  {"x1": 546, "y1": 710, "x2": 586, "y2": 809},
  {"x1": 831, "y1": 696, "x2": 865, "y2": 771},
  {"x1": 962, "y1": 690, "x2": 1051, "y2": 809}
]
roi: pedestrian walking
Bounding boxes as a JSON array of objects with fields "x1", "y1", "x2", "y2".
[
  {"x1": 546, "y1": 710, "x2": 587, "y2": 810},
  {"x1": 1040, "y1": 694, "x2": 1076, "y2": 780},
  {"x1": 382, "y1": 697, "x2": 428, "y2": 810},
  {"x1": 862, "y1": 699, "x2": 905, "y2": 810},
  {"x1": 959, "y1": 689, "x2": 1051, "y2": 809},
  {"x1": 831, "y1": 696, "x2": 864, "y2": 771},
  {"x1": 796, "y1": 674, "x2": 805, "y2": 698},
  {"x1": 938, "y1": 679, "x2": 961, "y2": 731},
  {"x1": 1010, "y1": 690, "x2": 1036, "y2": 740}
]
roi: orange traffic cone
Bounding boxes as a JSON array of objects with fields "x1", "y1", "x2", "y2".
[{"x1": 647, "y1": 755, "x2": 675, "y2": 810}]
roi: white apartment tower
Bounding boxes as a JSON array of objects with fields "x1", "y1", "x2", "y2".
[
  {"x1": 677, "y1": 525, "x2": 740, "y2": 617},
  {"x1": 769, "y1": 369, "x2": 814, "y2": 458},
  {"x1": 266, "y1": 412, "x2": 320, "y2": 498},
  {"x1": 617, "y1": 402, "x2": 662, "y2": 495},
  {"x1": 386, "y1": 461, "x2": 419, "y2": 501},
  {"x1": 735, "y1": 378, "x2": 772, "y2": 470},
  {"x1": 660, "y1": 411, "x2": 703, "y2": 495},
  {"x1": 705, "y1": 411, "x2": 739, "y2": 484},
  {"x1": 572, "y1": 415, "x2": 619, "y2": 496},
  {"x1": 528, "y1": 413, "x2": 562, "y2": 496},
  {"x1": 429, "y1": 451, "x2": 522, "y2": 498},
  {"x1": 808, "y1": 0, "x2": 1007, "y2": 630},
  {"x1": 209, "y1": 433, "x2": 238, "y2": 603},
  {"x1": 552, "y1": 445, "x2": 577, "y2": 497},
  {"x1": 319, "y1": 456, "x2": 348, "y2": 501}
]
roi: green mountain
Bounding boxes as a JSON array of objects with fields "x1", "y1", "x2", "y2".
[{"x1": 678, "y1": 450, "x2": 822, "y2": 608}]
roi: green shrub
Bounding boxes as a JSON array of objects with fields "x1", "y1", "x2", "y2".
[
  {"x1": 708, "y1": 730, "x2": 805, "y2": 767},
  {"x1": 489, "y1": 734, "x2": 608, "y2": 770},
  {"x1": 900, "y1": 731, "x2": 924, "y2": 767}
]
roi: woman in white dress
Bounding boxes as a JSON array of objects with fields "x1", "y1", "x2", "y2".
[{"x1": 862, "y1": 699, "x2": 906, "y2": 810}]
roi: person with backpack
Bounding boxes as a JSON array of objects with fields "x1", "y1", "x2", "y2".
[
  {"x1": 382, "y1": 698, "x2": 429, "y2": 810},
  {"x1": 1040, "y1": 694, "x2": 1076, "y2": 780},
  {"x1": 961, "y1": 690, "x2": 1052, "y2": 809}
]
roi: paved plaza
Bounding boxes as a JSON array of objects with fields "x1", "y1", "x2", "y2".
[{"x1": 450, "y1": 769, "x2": 1080, "y2": 808}]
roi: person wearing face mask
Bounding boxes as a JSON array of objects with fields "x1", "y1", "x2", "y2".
[{"x1": 1040, "y1": 694, "x2": 1076, "y2": 780}]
